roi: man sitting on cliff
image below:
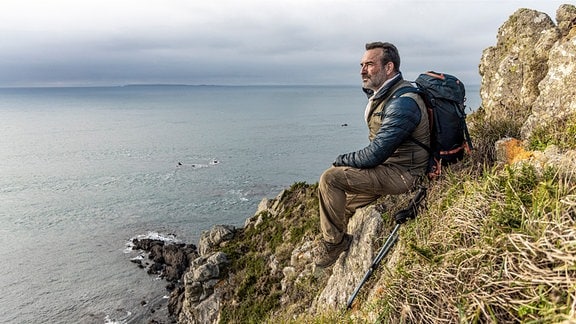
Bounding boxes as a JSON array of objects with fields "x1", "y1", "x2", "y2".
[{"x1": 314, "y1": 42, "x2": 430, "y2": 267}]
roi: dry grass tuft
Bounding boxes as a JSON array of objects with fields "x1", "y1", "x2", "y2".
[{"x1": 365, "y1": 158, "x2": 576, "y2": 323}]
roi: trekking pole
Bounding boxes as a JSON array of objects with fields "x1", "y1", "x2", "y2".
[
  {"x1": 346, "y1": 222, "x2": 400, "y2": 309},
  {"x1": 346, "y1": 186, "x2": 427, "y2": 310}
]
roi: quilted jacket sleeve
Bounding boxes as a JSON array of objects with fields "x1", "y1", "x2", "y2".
[{"x1": 333, "y1": 96, "x2": 421, "y2": 168}]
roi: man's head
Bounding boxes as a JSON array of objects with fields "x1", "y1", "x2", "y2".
[{"x1": 360, "y1": 42, "x2": 400, "y2": 91}]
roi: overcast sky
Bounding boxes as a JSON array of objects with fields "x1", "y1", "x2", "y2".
[{"x1": 0, "y1": 0, "x2": 569, "y2": 87}]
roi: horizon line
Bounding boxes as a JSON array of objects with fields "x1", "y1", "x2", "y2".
[{"x1": 0, "y1": 82, "x2": 482, "y2": 89}]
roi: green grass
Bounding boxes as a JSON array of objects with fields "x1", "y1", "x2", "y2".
[
  {"x1": 218, "y1": 182, "x2": 322, "y2": 323},
  {"x1": 528, "y1": 112, "x2": 576, "y2": 150}
]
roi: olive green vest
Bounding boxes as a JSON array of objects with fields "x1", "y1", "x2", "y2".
[{"x1": 366, "y1": 80, "x2": 430, "y2": 174}]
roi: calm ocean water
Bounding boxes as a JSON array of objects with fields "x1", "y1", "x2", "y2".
[{"x1": 0, "y1": 85, "x2": 480, "y2": 323}]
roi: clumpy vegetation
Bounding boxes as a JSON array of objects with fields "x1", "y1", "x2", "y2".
[
  {"x1": 371, "y1": 162, "x2": 575, "y2": 322},
  {"x1": 528, "y1": 112, "x2": 576, "y2": 150},
  {"x1": 218, "y1": 182, "x2": 323, "y2": 323}
]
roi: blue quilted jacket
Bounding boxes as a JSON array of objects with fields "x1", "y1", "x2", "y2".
[{"x1": 334, "y1": 73, "x2": 430, "y2": 173}]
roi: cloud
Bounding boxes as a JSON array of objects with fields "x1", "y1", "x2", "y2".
[{"x1": 0, "y1": 0, "x2": 567, "y2": 87}]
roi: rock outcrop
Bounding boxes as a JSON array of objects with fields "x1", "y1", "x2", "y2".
[
  {"x1": 479, "y1": 4, "x2": 576, "y2": 140},
  {"x1": 130, "y1": 237, "x2": 198, "y2": 285},
  {"x1": 178, "y1": 226, "x2": 234, "y2": 323},
  {"x1": 312, "y1": 207, "x2": 385, "y2": 311},
  {"x1": 129, "y1": 236, "x2": 199, "y2": 321}
]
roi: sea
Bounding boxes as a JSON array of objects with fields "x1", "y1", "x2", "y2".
[{"x1": 0, "y1": 84, "x2": 480, "y2": 323}]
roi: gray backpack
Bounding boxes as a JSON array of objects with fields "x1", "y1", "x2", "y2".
[{"x1": 393, "y1": 71, "x2": 473, "y2": 179}]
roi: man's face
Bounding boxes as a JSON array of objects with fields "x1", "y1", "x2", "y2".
[{"x1": 360, "y1": 48, "x2": 389, "y2": 91}]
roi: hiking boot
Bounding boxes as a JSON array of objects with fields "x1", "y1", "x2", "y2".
[{"x1": 314, "y1": 234, "x2": 352, "y2": 267}]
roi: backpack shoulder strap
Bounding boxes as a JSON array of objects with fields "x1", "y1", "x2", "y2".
[
  {"x1": 391, "y1": 86, "x2": 420, "y2": 99},
  {"x1": 390, "y1": 86, "x2": 432, "y2": 154}
]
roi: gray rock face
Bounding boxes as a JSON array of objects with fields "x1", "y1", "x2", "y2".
[
  {"x1": 522, "y1": 6, "x2": 576, "y2": 139},
  {"x1": 198, "y1": 224, "x2": 236, "y2": 256},
  {"x1": 180, "y1": 236, "x2": 232, "y2": 323},
  {"x1": 313, "y1": 207, "x2": 385, "y2": 311},
  {"x1": 479, "y1": 8, "x2": 557, "y2": 122},
  {"x1": 479, "y1": 4, "x2": 576, "y2": 140}
]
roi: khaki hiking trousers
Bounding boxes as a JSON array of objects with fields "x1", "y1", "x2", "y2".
[{"x1": 319, "y1": 164, "x2": 418, "y2": 244}]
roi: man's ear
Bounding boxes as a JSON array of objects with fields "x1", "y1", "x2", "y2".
[{"x1": 386, "y1": 62, "x2": 395, "y2": 76}]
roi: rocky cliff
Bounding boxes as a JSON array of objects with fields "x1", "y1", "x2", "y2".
[
  {"x1": 133, "y1": 4, "x2": 576, "y2": 323},
  {"x1": 479, "y1": 4, "x2": 576, "y2": 141}
]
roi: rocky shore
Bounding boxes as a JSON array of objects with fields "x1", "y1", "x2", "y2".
[
  {"x1": 128, "y1": 237, "x2": 193, "y2": 323},
  {"x1": 129, "y1": 226, "x2": 237, "y2": 323}
]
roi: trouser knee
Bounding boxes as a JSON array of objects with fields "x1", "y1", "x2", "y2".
[{"x1": 319, "y1": 167, "x2": 342, "y2": 191}]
